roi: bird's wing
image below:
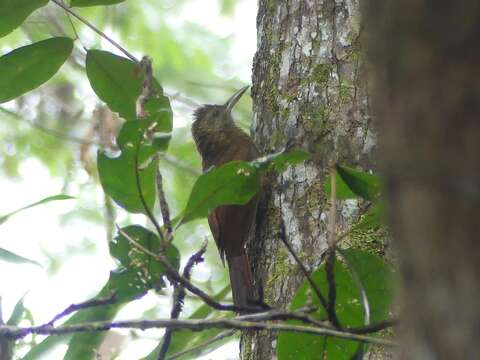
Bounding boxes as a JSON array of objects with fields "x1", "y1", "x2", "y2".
[{"x1": 208, "y1": 206, "x2": 226, "y2": 265}]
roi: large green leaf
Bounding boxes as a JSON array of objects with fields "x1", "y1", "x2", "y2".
[
  {"x1": 0, "y1": 248, "x2": 40, "y2": 266},
  {"x1": 110, "y1": 225, "x2": 180, "y2": 290},
  {"x1": 0, "y1": 194, "x2": 74, "y2": 225},
  {"x1": 178, "y1": 149, "x2": 309, "y2": 226},
  {"x1": 98, "y1": 120, "x2": 159, "y2": 214},
  {"x1": 24, "y1": 269, "x2": 151, "y2": 360},
  {"x1": 0, "y1": 37, "x2": 73, "y2": 103},
  {"x1": 142, "y1": 286, "x2": 232, "y2": 360},
  {"x1": 86, "y1": 50, "x2": 170, "y2": 122},
  {"x1": 70, "y1": 0, "x2": 125, "y2": 7},
  {"x1": 178, "y1": 160, "x2": 260, "y2": 225},
  {"x1": 0, "y1": 0, "x2": 48, "y2": 38},
  {"x1": 277, "y1": 249, "x2": 392, "y2": 360},
  {"x1": 86, "y1": 50, "x2": 142, "y2": 120},
  {"x1": 325, "y1": 165, "x2": 381, "y2": 200}
]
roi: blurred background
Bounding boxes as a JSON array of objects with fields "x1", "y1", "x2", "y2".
[{"x1": 0, "y1": 0, "x2": 257, "y2": 358}]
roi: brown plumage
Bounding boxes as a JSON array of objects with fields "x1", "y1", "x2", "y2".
[{"x1": 192, "y1": 86, "x2": 259, "y2": 309}]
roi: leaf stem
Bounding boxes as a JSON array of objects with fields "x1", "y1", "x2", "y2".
[{"x1": 50, "y1": 0, "x2": 138, "y2": 63}]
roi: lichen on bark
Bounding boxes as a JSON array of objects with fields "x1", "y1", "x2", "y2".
[{"x1": 242, "y1": 0, "x2": 376, "y2": 358}]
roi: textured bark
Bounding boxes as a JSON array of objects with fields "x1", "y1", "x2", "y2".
[
  {"x1": 243, "y1": 0, "x2": 375, "y2": 358},
  {"x1": 365, "y1": 1, "x2": 480, "y2": 358}
]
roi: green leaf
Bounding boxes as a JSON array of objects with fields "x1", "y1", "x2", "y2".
[
  {"x1": 176, "y1": 149, "x2": 309, "y2": 226},
  {"x1": 86, "y1": 50, "x2": 141, "y2": 120},
  {"x1": 142, "y1": 286, "x2": 231, "y2": 360},
  {"x1": 70, "y1": 0, "x2": 125, "y2": 7},
  {"x1": 144, "y1": 97, "x2": 173, "y2": 152},
  {"x1": 0, "y1": 37, "x2": 73, "y2": 103},
  {"x1": 277, "y1": 249, "x2": 392, "y2": 360},
  {"x1": 86, "y1": 50, "x2": 170, "y2": 122},
  {"x1": 337, "y1": 164, "x2": 381, "y2": 201},
  {"x1": 0, "y1": 194, "x2": 74, "y2": 225},
  {"x1": 98, "y1": 120, "x2": 159, "y2": 214},
  {"x1": 7, "y1": 295, "x2": 27, "y2": 326},
  {"x1": 0, "y1": 248, "x2": 40, "y2": 266},
  {"x1": 324, "y1": 171, "x2": 357, "y2": 200},
  {"x1": 0, "y1": 0, "x2": 48, "y2": 38},
  {"x1": 178, "y1": 161, "x2": 260, "y2": 225},
  {"x1": 110, "y1": 225, "x2": 180, "y2": 290}
]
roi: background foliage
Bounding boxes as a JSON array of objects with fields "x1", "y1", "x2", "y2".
[
  {"x1": 0, "y1": 1, "x2": 255, "y2": 358},
  {"x1": 0, "y1": 1, "x2": 393, "y2": 359}
]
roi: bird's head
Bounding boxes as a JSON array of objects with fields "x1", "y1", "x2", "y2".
[{"x1": 193, "y1": 86, "x2": 249, "y2": 131}]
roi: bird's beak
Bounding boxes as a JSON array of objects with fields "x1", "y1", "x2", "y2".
[{"x1": 224, "y1": 86, "x2": 250, "y2": 114}]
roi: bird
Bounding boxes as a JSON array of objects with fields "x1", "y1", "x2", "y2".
[{"x1": 191, "y1": 86, "x2": 260, "y2": 310}]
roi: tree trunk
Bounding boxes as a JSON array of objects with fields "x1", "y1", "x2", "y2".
[
  {"x1": 243, "y1": 0, "x2": 375, "y2": 358},
  {"x1": 365, "y1": 1, "x2": 480, "y2": 358}
]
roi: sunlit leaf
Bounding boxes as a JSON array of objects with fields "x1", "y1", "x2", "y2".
[
  {"x1": 0, "y1": 0, "x2": 48, "y2": 38},
  {"x1": 0, "y1": 37, "x2": 73, "y2": 103},
  {"x1": 0, "y1": 194, "x2": 74, "y2": 225},
  {"x1": 178, "y1": 149, "x2": 309, "y2": 226},
  {"x1": 179, "y1": 161, "x2": 260, "y2": 225},
  {"x1": 86, "y1": 50, "x2": 142, "y2": 120},
  {"x1": 144, "y1": 97, "x2": 173, "y2": 152},
  {"x1": 0, "y1": 248, "x2": 40, "y2": 266},
  {"x1": 86, "y1": 50, "x2": 170, "y2": 122},
  {"x1": 70, "y1": 0, "x2": 125, "y2": 7},
  {"x1": 98, "y1": 120, "x2": 159, "y2": 214},
  {"x1": 324, "y1": 171, "x2": 357, "y2": 200},
  {"x1": 110, "y1": 225, "x2": 180, "y2": 290},
  {"x1": 277, "y1": 249, "x2": 392, "y2": 360}
]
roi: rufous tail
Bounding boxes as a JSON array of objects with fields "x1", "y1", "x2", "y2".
[{"x1": 228, "y1": 252, "x2": 255, "y2": 310}]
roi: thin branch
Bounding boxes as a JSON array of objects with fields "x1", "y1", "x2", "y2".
[
  {"x1": 0, "y1": 316, "x2": 396, "y2": 347},
  {"x1": 134, "y1": 56, "x2": 170, "y2": 248},
  {"x1": 156, "y1": 167, "x2": 172, "y2": 240},
  {"x1": 136, "y1": 56, "x2": 155, "y2": 119},
  {"x1": 157, "y1": 243, "x2": 207, "y2": 360},
  {"x1": 45, "y1": 293, "x2": 117, "y2": 326},
  {"x1": 325, "y1": 167, "x2": 341, "y2": 328},
  {"x1": 348, "y1": 318, "x2": 398, "y2": 334},
  {"x1": 61, "y1": 0, "x2": 80, "y2": 41},
  {"x1": 325, "y1": 251, "x2": 341, "y2": 328},
  {"x1": 50, "y1": 0, "x2": 138, "y2": 63},
  {"x1": 327, "y1": 167, "x2": 337, "y2": 248},
  {"x1": 116, "y1": 227, "x2": 252, "y2": 313},
  {"x1": 133, "y1": 137, "x2": 164, "y2": 241},
  {"x1": 165, "y1": 329, "x2": 237, "y2": 360},
  {"x1": 278, "y1": 220, "x2": 328, "y2": 311}
]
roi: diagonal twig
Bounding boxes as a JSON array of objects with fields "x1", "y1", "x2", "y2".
[
  {"x1": 325, "y1": 167, "x2": 341, "y2": 328},
  {"x1": 50, "y1": 0, "x2": 138, "y2": 62},
  {"x1": 116, "y1": 227, "x2": 259, "y2": 313},
  {"x1": 278, "y1": 220, "x2": 329, "y2": 312},
  {"x1": 45, "y1": 292, "x2": 117, "y2": 326},
  {"x1": 157, "y1": 242, "x2": 207, "y2": 360}
]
